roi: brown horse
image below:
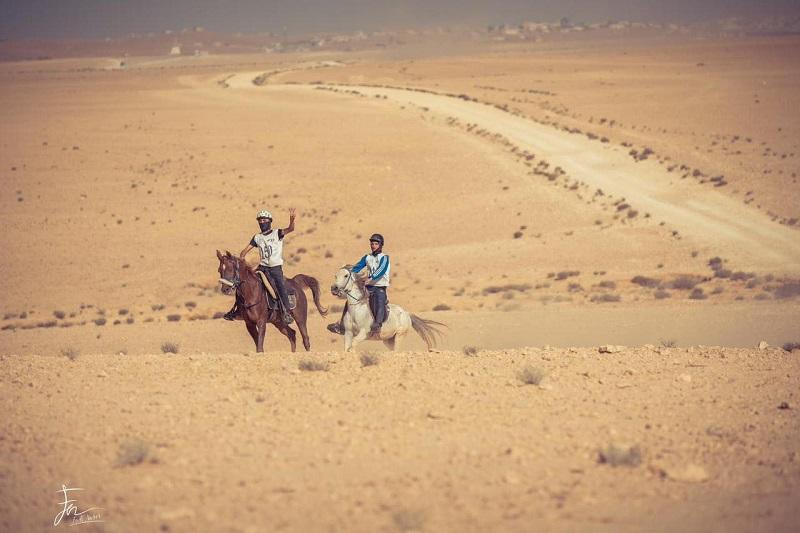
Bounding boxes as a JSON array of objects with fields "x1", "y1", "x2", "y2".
[{"x1": 216, "y1": 250, "x2": 327, "y2": 352}]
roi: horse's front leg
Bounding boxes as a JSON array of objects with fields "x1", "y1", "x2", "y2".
[
  {"x1": 348, "y1": 328, "x2": 369, "y2": 352},
  {"x1": 256, "y1": 318, "x2": 268, "y2": 353}
]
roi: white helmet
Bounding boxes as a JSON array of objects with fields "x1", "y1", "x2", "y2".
[{"x1": 256, "y1": 210, "x2": 272, "y2": 219}]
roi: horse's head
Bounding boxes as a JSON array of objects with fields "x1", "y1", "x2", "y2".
[
  {"x1": 216, "y1": 250, "x2": 240, "y2": 295},
  {"x1": 331, "y1": 265, "x2": 354, "y2": 299}
]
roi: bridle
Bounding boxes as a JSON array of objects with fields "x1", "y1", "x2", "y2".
[
  {"x1": 334, "y1": 268, "x2": 364, "y2": 304},
  {"x1": 219, "y1": 258, "x2": 261, "y2": 309},
  {"x1": 219, "y1": 257, "x2": 242, "y2": 290}
]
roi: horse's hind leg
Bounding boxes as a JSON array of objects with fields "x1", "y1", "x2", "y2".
[
  {"x1": 274, "y1": 323, "x2": 297, "y2": 352},
  {"x1": 296, "y1": 318, "x2": 312, "y2": 351},
  {"x1": 391, "y1": 333, "x2": 404, "y2": 352}
]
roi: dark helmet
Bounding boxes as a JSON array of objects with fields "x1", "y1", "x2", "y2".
[{"x1": 369, "y1": 233, "x2": 384, "y2": 245}]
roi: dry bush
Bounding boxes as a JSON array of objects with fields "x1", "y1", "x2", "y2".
[
  {"x1": 463, "y1": 346, "x2": 479, "y2": 356},
  {"x1": 555, "y1": 271, "x2": 580, "y2": 281},
  {"x1": 631, "y1": 275, "x2": 660, "y2": 288},
  {"x1": 94, "y1": 318, "x2": 107, "y2": 326},
  {"x1": 773, "y1": 281, "x2": 800, "y2": 299},
  {"x1": 659, "y1": 339, "x2": 677, "y2": 348},
  {"x1": 360, "y1": 353, "x2": 379, "y2": 367},
  {"x1": 118, "y1": 308, "x2": 129, "y2": 316},
  {"x1": 151, "y1": 304, "x2": 165, "y2": 311},
  {"x1": 669, "y1": 275, "x2": 703, "y2": 290},
  {"x1": 114, "y1": 438, "x2": 151, "y2": 467},
  {"x1": 53, "y1": 310, "x2": 66, "y2": 319},
  {"x1": 161, "y1": 341, "x2": 179, "y2": 354},
  {"x1": 517, "y1": 365, "x2": 546, "y2": 385},
  {"x1": 482, "y1": 283, "x2": 532, "y2": 295},
  {"x1": 393, "y1": 509, "x2": 427, "y2": 532},
  {"x1": 782, "y1": 342, "x2": 800, "y2": 352},
  {"x1": 591, "y1": 293, "x2": 621, "y2": 303},
  {"x1": 654, "y1": 289, "x2": 671, "y2": 299},
  {"x1": 432, "y1": 304, "x2": 451, "y2": 311},
  {"x1": 598, "y1": 444, "x2": 642, "y2": 467},
  {"x1": 299, "y1": 359, "x2": 330, "y2": 372},
  {"x1": 166, "y1": 314, "x2": 181, "y2": 322},
  {"x1": 61, "y1": 347, "x2": 79, "y2": 360},
  {"x1": 689, "y1": 288, "x2": 707, "y2": 300},
  {"x1": 596, "y1": 280, "x2": 616, "y2": 289}
]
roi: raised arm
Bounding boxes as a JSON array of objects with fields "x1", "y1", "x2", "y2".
[{"x1": 281, "y1": 207, "x2": 297, "y2": 236}]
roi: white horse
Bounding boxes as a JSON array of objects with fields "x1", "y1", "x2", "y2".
[{"x1": 331, "y1": 266, "x2": 445, "y2": 352}]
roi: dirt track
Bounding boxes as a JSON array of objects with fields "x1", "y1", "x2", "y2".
[{"x1": 268, "y1": 81, "x2": 800, "y2": 272}]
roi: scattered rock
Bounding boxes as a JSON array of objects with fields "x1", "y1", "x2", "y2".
[
  {"x1": 599, "y1": 345, "x2": 624, "y2": 354},
  {"x1": 678, "y1": 373, "x2": 692, "y2": 383}
]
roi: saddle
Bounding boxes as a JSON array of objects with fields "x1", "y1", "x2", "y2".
[{"x1": 256, "y1": 271, "x2": 296, "y2": 311}]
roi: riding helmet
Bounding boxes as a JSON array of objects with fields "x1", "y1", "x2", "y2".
[
  {"x1": 256, "y1": 210, "x2": 272, "y2": 219},
  {"x1": 369, "y1": 233, "x2": 384, "y2": 245}
]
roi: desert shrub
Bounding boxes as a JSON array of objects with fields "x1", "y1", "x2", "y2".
[
  {"x1": 689, "y1": 288, "x2": 707, "y2": 300},
  {"x1": 118, "y1": 308, "x2": 129, "y2": 316},
  {"x1": 184, "y1": 301, "x2": 196, "y2": 309},
  {"x1": 714, "y1": 269, "x2": 732, "y2": 279},
  {"x1": 483, "y1": 283, "x2": 532, "y2": 294},
  {"x1": 299, "y1": 359, "x2": 330, "y2": 372},
  {"x1": 161, "y1": 341, "x2": 179, "y2": 354},
  {"x1": 568, "y1": 283, "x2": 583, "y2": 292},
  {"x1": 517, "y1": 365, "x2": 546, "y2": 385},
  {"x1": 151, "y1": 304, "x2": 165, "y2": 311},
  {"x1": 53, "y1": 310, "x2": 66, "y2": 319},
  {"x1": 166, "y1": 314, "x2": 181, "y2": 322},
  {"x1": 463, "y1": 346, "x2": 479, "y2": 356},
  {"x1": 94, "y1": 318, "x2": 107, "y2": 326},
  {"x1": 432, "y1": 304, "x2": 451, "y2": 311},
  {"x1": 782, "y1": 342, "x2": 800, "y2": 352},
  {"x1": 591, "y1": 293, "x2": 621, "y2": 303},
  {"x1": 60, "y1": 347, "x2": 79, "y2": 360},
  {"x1": 598, "y1": 444, "x2": 642, "y2": 467},
  {"x1": 114, "y1": 438, "x2": 150, "y2": 467},
  {"x1": 631, "y1": 276, "x2": 659, "y2": 288},
  {"x1": 555, "y1": 271, "x2": 580, "y2": 281},
  {"x1": 659, "y1": 339, "x2": 677, "y2": 348},
  {"x1": 597, "y1": 280, "x2": 617, "y2": 289},
  {"x1": 669, "y1": 275, "x2": 702, "y2": 290},
  {"x1": 654, "y1": 289, "x2": 671, "y2": 299},
  {"x1": 393, "y1": 509, "x2": 427, "y2": 532},
  {"x1": 513, "y1": 231, "x2": 523, "y2": 239},
  {"x1": 360, "y1": 353, "x2": 379, "y2": 367},
  {"x1": 773, "y1": 281, "x2": 800, "y2": 299}
]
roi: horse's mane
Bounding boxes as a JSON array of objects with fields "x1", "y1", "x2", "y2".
[
  {"x1": 342, "y1": 264, "x2": 368, "y2": 294},
  {"x1": 225, "y1": 252, "x2": 255, "y2": 275}
]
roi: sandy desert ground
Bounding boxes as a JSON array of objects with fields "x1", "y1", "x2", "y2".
[{"x1": 1, "y1": 33, "x2": 799, "y2": 532}]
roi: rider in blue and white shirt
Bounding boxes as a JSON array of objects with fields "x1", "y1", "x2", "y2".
[{"x1": 328, "y1": 233, "x2": 390, "y2": 336}]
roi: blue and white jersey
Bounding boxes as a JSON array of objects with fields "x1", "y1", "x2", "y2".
[{"x1": 352, "y1": 252, "x2": 390, "y2": 287}]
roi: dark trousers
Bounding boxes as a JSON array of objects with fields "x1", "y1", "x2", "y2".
[
  {"x1": 259, "y1": 265, "x2": 292, "y2": 313},
  {"x1": 366, "y1": 285, "x2": 387, "y2": 327}
]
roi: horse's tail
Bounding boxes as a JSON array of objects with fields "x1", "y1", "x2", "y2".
[
  {"x1": 292, "y1": 274, "x2": 328, "y2": 317},
  {"x1": 410, "y1": 314, "x2": 446, "y2": 351}
]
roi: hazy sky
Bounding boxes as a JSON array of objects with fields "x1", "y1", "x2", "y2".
[{"x1": 1, "y1": 0, "x2": 798, "y2": 39}]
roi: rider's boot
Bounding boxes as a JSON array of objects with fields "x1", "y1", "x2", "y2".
[
  {"x1": 327, "y1": 322, "x2": 345, "y2": 335},
  {"x1": 223, "y1": 305, "x2": 239, "y2": 321},
  {"x1": 369, "y1": 323, "x2": 381, "y2": 338},
  {"x1": 282, "y1": 308, "x2": 294, "y2": 325}
]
